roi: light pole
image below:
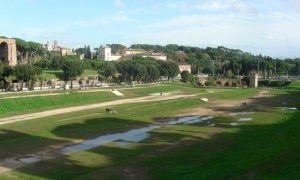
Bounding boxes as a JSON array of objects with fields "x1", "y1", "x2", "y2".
[
  {"x1": 275, "y1": 62, "x2": 277, "y2": 78},
  {"x1": 257, "y1": 59, "x2": 260, "y2": 79},
  {"x1": 211, "y1": 60, "x2": 216, "y2": 77}
]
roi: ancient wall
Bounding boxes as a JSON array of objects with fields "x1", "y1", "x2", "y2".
[{"x1": 0, "y1": 38, "x2": 17, "y2": 66}]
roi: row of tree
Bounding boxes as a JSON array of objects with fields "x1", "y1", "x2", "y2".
[
  {"x1": 15, "y1": 38, "x2": 46, "y2": 63},
  {"x1": 13, "y1": 37, "x2": 300, "y2": 79},
  {"x1": 99, "y1": 56, "x2": 179, "y2": 84},
  {"x1": 129, "y1": 44, "x2": 300, "y2": 78},
  {"x1": 9, "y1": 38, "x2": 300, "y2": 86},
  {"x1": 0, "y1": 54, "x2": 180, "y2": 90}
]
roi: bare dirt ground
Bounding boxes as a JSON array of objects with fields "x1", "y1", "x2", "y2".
[{"x1": 0, "y1": 90, "x2": 269, "y2": 174}]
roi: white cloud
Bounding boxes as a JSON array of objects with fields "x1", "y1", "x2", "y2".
[
  {"x1": 135, "y1": 10, "x2": 300, "y2": 57},
  {"x1": 290, "y1": 0, "x2": 300, "y2": 12},
  {"x1": 167, "y1": 0, "x2": 229, "y2": 11},
  {"x1": 167, "y1": 0, "x2": 259, "y2": 14},
  {"x1": 115, "y1": 0, "x2": 124, "y2": 8},
  {"x1": 151, "y1": 2, "x2": 160, "y2": 12},
  {"x1": 113, "y1": 12, "x2": 138, "y2": 22},
  {"x1": 73, "y1": 12, "x2": 137, "y2": 28},
  {"x1": 231, "y1": 2, "x2": 257, "y2": 14},
  {"x1": 75, "y1": 18, "x2": 108, "y2": 27}
]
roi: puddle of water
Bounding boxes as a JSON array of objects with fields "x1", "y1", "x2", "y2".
[
  {"x1": 229, "y1": 112, "x2": 255, "y2": 116},
  {"x1": 207, "y1": 123, "x2": 216, "y2": 127},
  {"x1": 18, "y1": 156, "x2": 41, "y2": 163},
  {"x1": 61, "y1": 116, "x2": 214, "y2": 154},
  {"x1": 238, "y1": 118, "x2": 253, "y2": 122},
  {"x1": 61, "y1": 125, "x2": 161, "y2": 153},
  {"x1": 167, "y1": 116, "x2": 214, "y2": 125},
  {"x1": 230, "y1": 122, "x2": 239, "y2": 126},
  {"x1": 278, "y1": 107, "x2": 297, "y2": 110}
]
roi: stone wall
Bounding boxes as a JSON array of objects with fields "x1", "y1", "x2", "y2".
[{"x1": 0, "y1": 38, "x2": 17, "y2": 66}]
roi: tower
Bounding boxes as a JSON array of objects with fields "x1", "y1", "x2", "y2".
[
  {"x1": 53, "y1": 40, "x2": 58, "y2": 49},
  {"x1": 249, "y1": 72, "x2": 258, "y2": 88},
  {"x1": 97, "y1": 45, "x2": 111, "y2": 61}
]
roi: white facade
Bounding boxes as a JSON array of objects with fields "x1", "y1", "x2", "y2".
[
  {"x1": 44, "y1": 40, "x2": 76, "y2": 56},
  {"x1": 97, "y1": 44, "x2": 167, "y2": 61},
  {"x1": 45, "y1": 41, "x2": 53, "y2": 51},
  {"x1": 142, "y1": 55, "x2": 167, "y2": 61},
  {"x1": 125, "y1": 49, "x2": 145, "y2": 55},
  {"x1": 179, "y1": 64, "x2": 191, "y2": 73},
  {"x1": 98, "y1": 45, "x2": 112, "y2": 61}
]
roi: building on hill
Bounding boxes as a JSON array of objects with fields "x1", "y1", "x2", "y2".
[
  {"x1": 97, "y1": 44, "x2": 167, "y2": 61},
  {"x1": 44, "y1": 40, "x2": 76, "y2": 56},
  {"x1": 125, "y1": 48, "x2": 145, "y2": 55},
  {"x1": 178, "y1": 64, "x2": 191, "y2": 73},
  {"x1": 60, "y1": 47, "x2": 76, "y2": 56},
  {"x1": 177, "y1": 64, "x2": 192, "y2": 79},
  {"x1": 97, "y1": 45, "x2": 122, "y2": 61}
]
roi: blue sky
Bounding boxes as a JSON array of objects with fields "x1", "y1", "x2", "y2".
[{"x1": 1, "y1": 0, "x2": 300, "y2": 58}]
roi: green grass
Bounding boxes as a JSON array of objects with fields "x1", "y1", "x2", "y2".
[
  {"x1": 41, "y1": 70, "x2": 63, "y2": 80},
  {"x1": 1, "y1": 85, "x2": 299, "y2": 179},
  {"x1": 144, "y1": 110, "x2": 300, "y2": 179},
  {"x1": 0, "y1": 98, "x2": 205, "y2": 159},
  {"x1": 0, "y1": 84, "x2": 208, "y2": 117},
  {"x1": 80, "y1": 69, "x2": 98, "y2": 77},
  {"x1": 204, "y1": 88, "x2": 260, "y2": 100},
  {"x1": 0, "y1": 91, "x2": 117, "y2": 117},
  {"x1": 41, "y1": 69, "x2": 98, "y2": 80}
]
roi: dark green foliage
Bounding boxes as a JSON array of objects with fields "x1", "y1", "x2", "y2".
[
  {"x1": 61, "y1": 60, "x2": 85, "y2": 87},
  {"x1": 75, "y1": 45, "x2": 91, "y2": 59},
  {"x1": 34, "y1": 58, "x2": 51, "y2": 69},
  {"x1": 15, "y1": 38, "x2": 46, "y2": 63},
  {"x1": 180, "y1": 70, "x2": 192, "y2": 83},
  {"x1": 205, "y1": 76, "x2": 216, "y2": 86},
  {"x1": 160, "y1": 61, "x2": 180, "y2": 80},
  {"x1": 13, "y1": 64, "x2": 43, "y2": 82},
  {"x1": 259, "y1": 80, "x2": 292, "y2": 87},
  {"x1": 110, "y1": 44, "x2": 127, "y2": 54},
  {"x1": 225, "y1": 69, "x2": 234, "y2": 78}
]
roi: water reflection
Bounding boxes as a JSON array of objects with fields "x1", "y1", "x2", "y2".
[
  {"x1": 62, "y1": 125, "x2": 160, "y2": 153},
  {"x1": 229, "y1": 112, "x2": 255, "y2": 116},
  {"x1": 17, "y1": 156, "x2": 41, "y2": 163},
  {"x1": 61, "y1": 116, "x2": 214, "y2": 154},
  {"x1": 167, "y1": 116, "x2": 213, "y2": 125}
]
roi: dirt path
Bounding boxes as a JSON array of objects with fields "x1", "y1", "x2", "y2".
[
  {"x1": 0, "y1": 93, "x2": 194, "y2": 125},
  {"x1": 0, "y1": 90, "x2": 269, "y2": 174}
]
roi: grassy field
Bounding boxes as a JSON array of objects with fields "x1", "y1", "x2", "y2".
[
  {"x1": 0, "y1": 83, "x2": 256, "y2": 117},
  {"x1": 41, "y1": 69, "x2": 98, "y2": 80},
  {"x1": 0, "y1": 83, "x2": 299, "y2": 179}
]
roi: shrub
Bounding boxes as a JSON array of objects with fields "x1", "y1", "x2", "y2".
[{"x1": 259, "y1": 80, "x2": 291, "y2": 87}]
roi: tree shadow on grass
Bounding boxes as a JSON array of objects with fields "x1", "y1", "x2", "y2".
[
  {"x1": 0, "y1": 129, "x2": 67, "y2": 160},
  {"x1": 7, "y1": 130, "x2": 197, "y2": 179},
  {"x1": 146, "y1": 110, "x2": 300, "y2": 179},
  {"x1": 52, "y1": 117, "x2": 152, "y2": 140},
  {"x1": 12, "y1": 107, "x2": 300, "y2": 179},
  {"x1": 2, "y1": 89, "x2": 300, "y2": 179}
]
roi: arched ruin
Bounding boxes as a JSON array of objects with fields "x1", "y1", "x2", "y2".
[{"x1": 0, "y1": 38, "x2": 17, "y2": 66}]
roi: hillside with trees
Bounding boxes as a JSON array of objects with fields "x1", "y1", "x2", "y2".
[
  {"x1": 130, "y1": 44, "x2": 300, "y2": 78},
  {"x1": 1, "y1": 36, "x2": 300, "y2": 91}
]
